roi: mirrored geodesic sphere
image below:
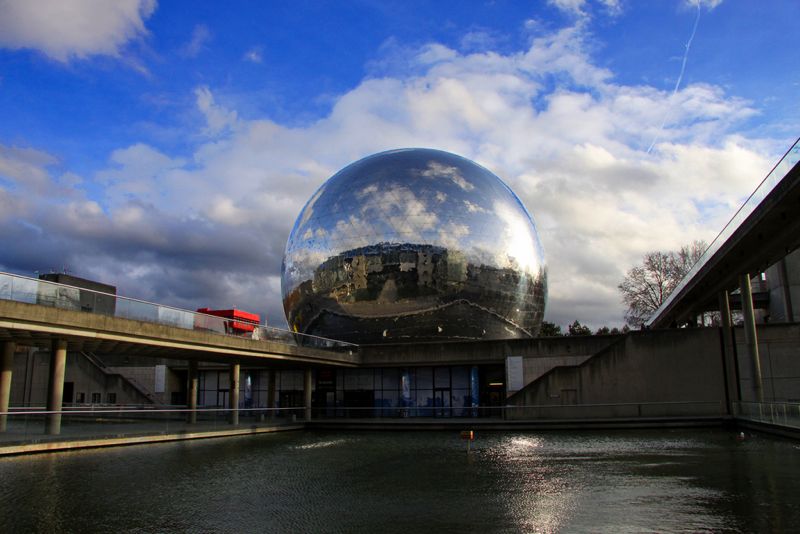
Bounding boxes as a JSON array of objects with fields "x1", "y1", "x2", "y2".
[{"x1": 281, "y1": 148, "x2": 547, "y2": 344}]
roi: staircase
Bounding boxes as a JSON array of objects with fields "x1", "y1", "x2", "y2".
[{"x1": 80, "y1": 351, "x2": 161, "y2": 405}]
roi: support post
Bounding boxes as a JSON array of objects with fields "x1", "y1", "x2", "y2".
[
  {"x1": 187, "y1": 360, "x2": 198, "y2": 424},
  {"x1": 304, "y1": 368, "x2": 312, "y2": 421},
  {"x1": 267, "y1": 369, "x2": 276, "y2": 419},
  {"x1": 46, "y1": 339, "x2": 67, "y2": 435},
  {"x1": 229, "y1": 363, "x2": 240, "y2": 425},
  {"x1": 0, "y1": 341, "x2": 15, "y2": 432},
  {"x1": 718, "y1": 291, "x2": 739, "y2": 413},
  {"x1": 778, "y1": 257, "x2": 795, "y2": 322},
  {"x1": 739, "y1": 273, "x2": 764, "y2": 402}
]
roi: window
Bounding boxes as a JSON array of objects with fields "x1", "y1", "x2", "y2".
[
  {"x1": 76, "y1": 392, "x2": 85, "y2": 404},
  {"x1": 91, "y1": 392, "x2": 101, "y2": 404},
  {"x1": 107, "y1": 392, "x2": 117, "y2": 404}
]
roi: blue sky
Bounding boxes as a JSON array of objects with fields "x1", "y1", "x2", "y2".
[{"x1": 0, "y1": 0, "x2": 798, "y2": 329}]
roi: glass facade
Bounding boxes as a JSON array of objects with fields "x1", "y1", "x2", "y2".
[
  {"x1": 282, "y1": 148, "x2": 547, "y2": 344},
  {"x1": 197, "y1": 365, "x2": 505, "y2": 417}
]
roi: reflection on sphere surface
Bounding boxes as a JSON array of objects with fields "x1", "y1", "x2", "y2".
[{"x1": 281, "y1": 148, "x2": 546, "y2": 344}]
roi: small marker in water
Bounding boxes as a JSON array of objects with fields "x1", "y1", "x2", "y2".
[{"x1": 461, "y1": 430, "x2": 475, "y2": 452}]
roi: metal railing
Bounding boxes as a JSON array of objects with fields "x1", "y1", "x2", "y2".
[
  {"x1": 0, "y1": 401, "x2": 730, "y2": 444},
  {"x1": 647, "y1": 137, "x2": 800, "y2": 327},
  {"x1": 308, "y1": 401, "x2": 726, "y2": 420},
  {"x1": 0, "y1": 271, "x2": 356, "y2": 350},
  {"x1": 734, "y1": 401, "x2": 800, "y2": 430}
]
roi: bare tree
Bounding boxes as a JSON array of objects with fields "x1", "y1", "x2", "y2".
[{"x1": 618, "y1": 241, "x2": 707, "y2": 327}]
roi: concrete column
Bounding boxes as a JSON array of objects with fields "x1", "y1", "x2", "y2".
[
  {"x1": 187, "y1": 360, "x2": 198, "y2": 424},
  {"x1": 0, "y1": 341, "x2": 15, "y2": 432},
  {"x1": 739, "y1": 273, "x2": 764, "y2": 402},
  {"x1": 778, "y1": 257, "x2": 795, "y2": 322},
  {"x1": 267, "y1": 368, "x2": 276, "y2": 419},
  {"x1": 718, "y1": 291, "x2": 740, "y2": 412},
  {"x1": 304, "y1": 368, "x2": 312, "y2": 421},
  {"x1": 46, "y1": 339, "x2": 67, "y2": 435},
  {"x1": 229, "y1": 363, "x2": 240, "y2": 425}
]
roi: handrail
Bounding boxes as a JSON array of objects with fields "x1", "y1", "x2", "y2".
[
  {"x1": 1, "y1": 407, "x2": 303, "y2": 416},
  {"x1": 0, "y1": 400, "x2": 724, "y2": 416},
  {"x1": 733, "y1": 400, "x2": 800, "y2": 430}
]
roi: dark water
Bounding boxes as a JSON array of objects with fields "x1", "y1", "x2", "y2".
[{"x1": 1, "y1": 429, "x2": 799, "y2": 533}]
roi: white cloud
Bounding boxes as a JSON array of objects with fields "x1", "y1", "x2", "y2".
[
  {"x1": 685, "y1": 0, "x2": 724, "y2": 9},
  {"x1": 195, "y1": 86, "x2": 238, "y2": 135},
  {"x1": 0, "y1": 0, "x2": 156, "y2": 62},
  {"x1": 549, "y1": 0, "x2": 624, "y2": 18},
  {"x1": 548, "y1": 0, "x2": 587, "y2": 17},
  {"x1": 599, "y1": 0, "x2": 622, "y2": 15},
  {"x1": 4, "y1": 19, "x2": 785, "y2": 329},
  {"x1": 181, "y1": 24, "x2": 211, "y2": 58},
  {"x1": 0, "y1": 144, "x2": 58, "y2": 191},
  {"x1": 243, "y1": 46, "x2": 263, "y2": 63}
]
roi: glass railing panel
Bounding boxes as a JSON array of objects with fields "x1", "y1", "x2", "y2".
[
  {"x1": 155, "y1": 306, "x2": 195, "y2": 329},
  {"x1": 734, "y1": 401, "x2": 800, "y2": 430},
  {"x1": 115, "y1": 298, "x2": 159, "y2": 323}
]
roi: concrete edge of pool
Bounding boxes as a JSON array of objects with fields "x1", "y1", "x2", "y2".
[
  {"x1": 0, "y1": 424, "x2": 304, "y2": 456},
  {"x1": 2, "y1": 416, "x2": 798, "y2": 456}
]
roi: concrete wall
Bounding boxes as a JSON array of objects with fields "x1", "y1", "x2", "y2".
[
  {"x1": 765, "y1": 249, "x2": 800, "y2": 322},
  {"x1": 10, "y1": 349, "x2": 154, "y2": 407},
  {"x1": 507, "y1": 329, "x2": 728, "y2": 419},
  {"x1": 360, "y1": 335, "x2": 619, "y2": 367},
  {"x1": 735, "y1": 323, "x2": 800, "y2": 402},
  {"x1": 106, "y1": 365, "x2": 184, "y2": 405}
]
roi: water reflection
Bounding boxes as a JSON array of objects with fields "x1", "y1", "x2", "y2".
[{"x1": 0, "y1": 430, "x2": 798, "y2": 532}]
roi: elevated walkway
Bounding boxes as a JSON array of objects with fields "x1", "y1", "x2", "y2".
[
  {"x1": 648, "y1": 138, "x2": 800, "y2": 327},
  {"x1": 0, "y1": 298, "x2": 358, "y2": 367}
]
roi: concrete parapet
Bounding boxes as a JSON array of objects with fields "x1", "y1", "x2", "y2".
[{"x1": 359, "y1": 335, "x2": 619, "y2": 367}]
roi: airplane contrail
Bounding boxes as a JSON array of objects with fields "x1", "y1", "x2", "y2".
[{"x1": 646, "y1": 4, "x2": 702, "y2": 154}]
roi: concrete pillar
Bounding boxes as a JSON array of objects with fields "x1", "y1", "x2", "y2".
[
  {"x1": 739, "y1": 273, "x2": 764, "y2": 402},
  {"x1": 187, "y1": 360, "x2": 198, "y2": 424},
  {"x1": 267, "y1": 369, "x2": 276, "y2": 419},
  {"x1": 0, "y1": 341, "x2": 15, "y2": 432},
  {"x1": 229, "y1": 363, "x2": 240, "y2": 425},
  {"x1": 778, "y1": 257, "x2": 795, "y2": 322},
  {"x1": 46, "y1": 338, "x2": 67, "y2": 435},
  {"x1": 304, "y1": 368, "x2": 312, "y2": 421},
  {"x1": 718, "y1": 291, "x2": 740, "y2": 412}
]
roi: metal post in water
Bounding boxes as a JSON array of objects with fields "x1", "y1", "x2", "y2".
[{"x1": 461, "y1": 430, "x2": 474, "y2": 453}]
